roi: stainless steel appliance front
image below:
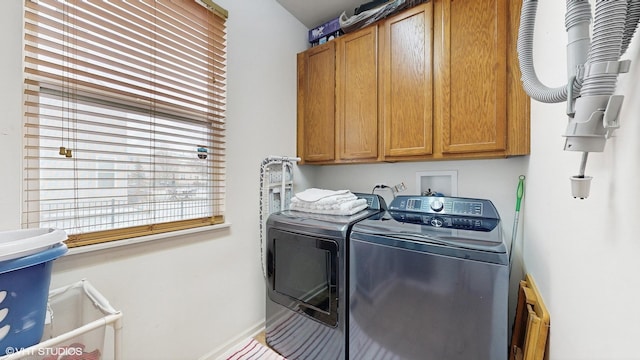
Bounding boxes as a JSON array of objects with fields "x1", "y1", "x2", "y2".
[
  {"x1": 349, "y1": 196, "x2": 509, "y2": 360},
  {"x1": 265, "y1": 194, "x2": 386, "y2": 360}
]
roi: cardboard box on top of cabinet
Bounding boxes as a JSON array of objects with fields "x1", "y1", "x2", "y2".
[{"x1": 309, "y1": 17, "x2": 343, "y2": 47}]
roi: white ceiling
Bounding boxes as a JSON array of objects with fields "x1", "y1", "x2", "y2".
[{"x1": 275, "y1": 0, "x2": 365, "y2": 28}]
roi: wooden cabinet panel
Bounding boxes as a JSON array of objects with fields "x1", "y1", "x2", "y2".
[
  {"x1": 381, "y1": 4, "x2": 434, "y2": 158},
  {"x1": 506, "y1": 0, "x2": 531, "y2": 156},
  {"x1": 295, "y1": 0, "x2": 529, "y2": 164},
  {"x1": 336, "y1": 26, "x2": 378, "y2": 160},
  {"x1": 439, "y1": 0, "x2": 508, "y2": 154},
  {"x1": 297, "y1": 42, "x2": 336, "y2": 162}
]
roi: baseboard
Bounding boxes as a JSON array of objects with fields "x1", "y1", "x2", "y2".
[{"x1": 198, "y1": 320, "x2": 265, "y2": 360}]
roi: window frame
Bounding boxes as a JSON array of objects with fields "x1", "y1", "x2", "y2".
[{"x1": 22, "y1": 0, "x2": 228, "y2": 248}]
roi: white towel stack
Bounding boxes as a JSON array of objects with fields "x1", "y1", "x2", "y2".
[{"x1": 290, "y1": 188, "x2": 367, "y2": 215}]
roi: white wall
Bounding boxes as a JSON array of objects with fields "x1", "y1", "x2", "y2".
[
  {"x1": 0, "y1": 1, "x2": 23, "y2": 231},
  {"x1": 522, "y1": 2, "x2": 640, "y2": 359},
  {"x1": 313, "y1": 3, "x2": 640, "y2": 360},
  {"x1": 4, "y1": 0, "x2": 640, "y2": 358},
  {"x1": 0, "y1": 1, "x2": 311, "y2": 359}
]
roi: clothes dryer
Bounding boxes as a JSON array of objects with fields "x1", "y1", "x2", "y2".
[{"x1": 265, "y1": 193, "x2": 386, "y2": 360}]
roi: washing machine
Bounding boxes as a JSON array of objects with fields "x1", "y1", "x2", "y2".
[
  {"x1": 349, "y1": 195, "x2": 509, "y2": 360},
  {"x1": 265, "y1": 193, "x2": 386, "y2": 359}
]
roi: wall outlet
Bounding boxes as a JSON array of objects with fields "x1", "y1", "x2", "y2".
[{"x1": 393, "y1": 182, "x2": 407, "y2": 193}]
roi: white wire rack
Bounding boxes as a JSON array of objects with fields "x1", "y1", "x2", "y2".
[
  {"x1": 1, "y1": 280, "x2": 122, "y2": 360},
  {"x1": 259, "y1": 156, "x2": 300, "y2": 277}
]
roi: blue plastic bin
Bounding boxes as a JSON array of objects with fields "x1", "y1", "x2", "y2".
[{"x1": 0, "y1": 243, "x2": 68, "y2": 355}]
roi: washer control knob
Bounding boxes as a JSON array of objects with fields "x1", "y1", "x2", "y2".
[{"x1": 430, "y1": 199, "x2": 444, "y2": 212}]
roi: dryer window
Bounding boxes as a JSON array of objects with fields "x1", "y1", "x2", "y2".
[
  {"x1": 268, "y1": 229, "x2": 338, "y2": 326},
  {"x1": 274, "y1": 237, "x2": 332, "y2": 313}
]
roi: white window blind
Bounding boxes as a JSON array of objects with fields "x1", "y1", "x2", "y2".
[{"x1": 23, "y1": 0, "x2": 227, "y2": 247}]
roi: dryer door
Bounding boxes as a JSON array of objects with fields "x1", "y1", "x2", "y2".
[{"x1": 267, "y1": 228, "x2": 338, "y2": 327}]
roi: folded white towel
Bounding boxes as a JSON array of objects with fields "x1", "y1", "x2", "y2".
[
  {"x1": 290, "y1": 198, "x2": 368, "y2": 216},
  {"x1": 294, "y1": 188, "x2": 351, "y2": 202},
  {"x1": 291, "y1": 193, "x2": 357, "y2": 208},
  {"x1": 322, "y1": 202, "x2": 368, "y2": 216},
  {"x1": 315, "y1": 192, "x2": 357, "y2": 205}
]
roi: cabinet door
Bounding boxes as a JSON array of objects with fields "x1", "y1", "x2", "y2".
[
  {"x1": 297, "y1": 42, "x2": 336, "y2": 162},
  {"x1": 438, "y1": 0, "x2": 508, "y2": 154},
  {"x1": 380, "y1": 3, "x2": 434, "y2": 158},
  {"x1": 336, "y1": 26, "x2": 378, "y2": 161}
]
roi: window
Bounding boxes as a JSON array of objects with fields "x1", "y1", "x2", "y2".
[{"x1": 23, "y1": 0, "x2": 227, "y2": 247}]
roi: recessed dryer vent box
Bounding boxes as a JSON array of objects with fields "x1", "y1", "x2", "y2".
[{"x1": 416, "y1": 170, "x2": 457, "y2": 196}]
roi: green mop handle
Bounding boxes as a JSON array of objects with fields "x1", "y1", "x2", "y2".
[
  {"x1": 510, "y1": 175, "x2": 525, "y2": 265},
  {"x1": 515, "y1": 175, "x2": 525, "y2": 212}
]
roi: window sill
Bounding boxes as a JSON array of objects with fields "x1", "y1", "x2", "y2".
[{"x1": 64, "y1": 222, "x2": 231, "y2": 256}]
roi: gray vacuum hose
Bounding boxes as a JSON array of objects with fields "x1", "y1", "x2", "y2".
[
  {"x1": 519, "y1": 0, "x2": 639, "y2": 102},
  {"x1": 565, "y1": 0, "x2": 592, "y2": 29},
  {"x1": 517, "y1": 0, "x2": 569, "y2": 103},
  {"x1": 621, "y1": 1, "x2": 640, "y2": 56},
  {"x1": 564, "y1": 0, "x2": 593, "y2": 90},
  {"x1": 581, "y1": 1, "x2": 628, "y2": 97},
  {"x1": 517, "y1": 0, "x2": 590, "y2": 103}
]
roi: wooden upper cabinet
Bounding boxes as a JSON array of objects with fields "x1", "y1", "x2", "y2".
[
  {"x1": 380, "y1": 3, "x2": 434, "y2": 158},
  {"x1": 297, "y1": 42, "x2": 336, "y2": 162},
  {"x1": 296, "y1": 0, "x2": 529, "y2": 164},
  {"x1": 336, "y1": 26, "x2": 379, "y2": 161},
  {"x1": 435, "y1": 0, "x2": 528, "y2": 156}
]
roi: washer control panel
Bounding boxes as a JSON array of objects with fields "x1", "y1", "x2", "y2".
[{"x1": 388, "y1": 196, "x2": 500, "y2": 231}]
